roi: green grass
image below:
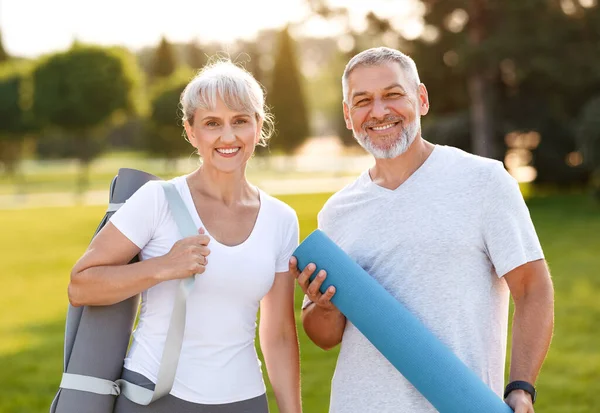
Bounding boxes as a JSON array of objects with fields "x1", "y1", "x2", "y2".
[
  {"x1": 1, "y1": 193, "x2": 599, "y2": 412},
  {"x1": 0, "y1": 153, "x2": 360, "y2": 196}
]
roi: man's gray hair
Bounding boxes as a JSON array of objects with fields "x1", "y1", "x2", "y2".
[
  {"x1": 342, "y1": 47, "x2": 421, "y2": 104},
  {"x1": 180, "y1": 59, "x2": 274, "y2": 146}
]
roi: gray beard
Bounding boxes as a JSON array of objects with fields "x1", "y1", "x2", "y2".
[{"x1": 354, "y1": 116, "x2": 421, "y2": 159}]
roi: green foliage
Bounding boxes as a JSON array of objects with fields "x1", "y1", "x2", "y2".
[
  {"x1": 268, "y1": 27, "x2": 311, "y2": 154},
  {"x1": 241, "y1": 41, "x2": 264, "y2": 87},
  {"x1": 185, "y1": 39, "x2": 206, "y2": 71},
  {"x1": 576, "y1": 95, "x2": 600, "y2": 197},
  {"x1": 0, "y1": 63, "x2": 37, "y2": 176},
  {"x1": 32, "y1": 45, "x2": 144, "y2": 191},
  {"x1": 145, "y1": 69, "x2": 195, "y2": 161},
  {"x1": 422, "y1": 112, "x2": 471, "y2": 151},
  {"x1": 576, "y1": 95, "x2": 600, "y2": 171},
  {"x1": 151, "y1": 36, "x2": 177, "y2": 79},
  {"x1": 408, "y1": 0, "x2": 600, "y2": 182},
  {"x1": 33, "y1": 45, "x2": 142, "y2": 131},
  {"x1": 305, "y1": 52, "x2": 356, "y2": 147},
  {"x1": 0, "y1": 64, "x2": 36, "y2": 136}
]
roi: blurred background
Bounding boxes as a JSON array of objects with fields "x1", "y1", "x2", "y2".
[{"x1": 0, "y1": 0, "x2": 599, "y2": 412}]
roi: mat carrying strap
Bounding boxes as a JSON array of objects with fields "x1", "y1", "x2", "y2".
[{"x1": 59, "y1": 181, "x2": 197, "y2": 405}]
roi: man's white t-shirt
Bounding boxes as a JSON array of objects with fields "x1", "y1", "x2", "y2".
[
  {"x1": 305, "y1": 145, "x2": 544, "y2": 413},
  {"x1": 109, "y1": 175, "x2": 299, "y2": 404}
]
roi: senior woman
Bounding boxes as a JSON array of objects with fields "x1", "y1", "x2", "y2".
[{"x1": 68, "y1": 59, "x2": 301, "y2": 413}]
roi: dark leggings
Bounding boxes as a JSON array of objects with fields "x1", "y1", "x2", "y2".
[{"x1": 112, "y1": 369, "x2": 269, "y2": 413}]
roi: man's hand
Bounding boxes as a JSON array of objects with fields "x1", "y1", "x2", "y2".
[
  {"x1": 289, "y1": 256, "x2": 336, "y2": 311},
  {"x1": 290, "y1": 256, "x2": 345, "y2": 350},
  {"x1": 505, "y1": 390, "x2": 534, "y2": 413}
]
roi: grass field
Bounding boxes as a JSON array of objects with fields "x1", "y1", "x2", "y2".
[
  {"x1": 0, "y1": 151, "x2": 367, "y2": 196},
  {"x1": 1, "y1": 193, "x2": 599, "y2": 413}
]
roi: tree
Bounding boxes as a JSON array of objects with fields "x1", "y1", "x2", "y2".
[
  {"x1": 0, "y1": 30, "x2": 9, "y2": 63},
  {"x1": 577, "y1": 95, "x2": 600, "y2": 198},
  {"x1": 33, "y1": 45, "x2": 143, "y2": 193},
  {"x1": 242, "y1": 41, "x2": 264, "y2": 86},
  {"x1": 145, "y1": 69, "x2": 195, "y2": 173},
  {"x1": 151, "y1": 36, "x2": 177, "y2": 80},
  {"x1": 268, "y1": 26, "x2": 311, "y2": 154},
  {"x1": 0, "y1": 63, "x2": 36, "y2": 186},
  {"x1": 304, "y1": 51, "x2": 356, "y2": 146},
  {"x1": 186, "y1": 39, "x2": 206, "y2": 70},
  {"x1": 303, "y1": 0, "x2": 600, "y2": 185}
]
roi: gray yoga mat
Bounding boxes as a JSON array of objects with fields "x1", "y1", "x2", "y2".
[{"x1": 50, "y1": 168, "x2": 160, "y2": 413}]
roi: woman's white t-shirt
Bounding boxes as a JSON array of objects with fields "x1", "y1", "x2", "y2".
[{"x1": 109, "y1": 175, "x2": 299, "y2": 404}]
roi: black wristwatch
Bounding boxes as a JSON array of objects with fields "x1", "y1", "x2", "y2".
[{"x1": 504, "y1": 381, "x2": 537, "y2": 404}]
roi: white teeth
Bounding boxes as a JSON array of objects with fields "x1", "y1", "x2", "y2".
[
  {"x1": 372, "y1": 123, "x2": 396, "y2": 131},
  {"x1": 216, "y1": 148, "x2": 240, "y2": 154}
]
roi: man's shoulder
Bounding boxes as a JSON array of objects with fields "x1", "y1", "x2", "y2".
[
  {"x1": 432, "y1": 145, "x2": 510, "y2": 193},
  {"x1": 321, "y1": 172, "x2": 367, "y2": 210},
  {"x1": 437, "y1": 145, "x2": 502, "y2": 174},
  {"x1": 317, "y1": 173, "x2": 368, "y2": 228}
]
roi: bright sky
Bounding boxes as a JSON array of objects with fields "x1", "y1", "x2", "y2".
[{"x1": 0, "y1": 0, "x2": 423, "y2": 58}]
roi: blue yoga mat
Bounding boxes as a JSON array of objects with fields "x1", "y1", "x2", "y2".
[{"x1": 293, "y1": 230, "x2": 513, "y2": 413}]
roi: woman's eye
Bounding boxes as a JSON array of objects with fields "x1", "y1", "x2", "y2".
[
  {"x1": 234, "y1": 118, "x2": 248, "y2": 125},
  {"x1": 206, "y1": 121, "x2": 219, "y2": 127}
]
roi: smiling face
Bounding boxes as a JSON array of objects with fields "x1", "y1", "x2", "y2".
[
  {"x1": 343, "y1": 62, "x2": 429, "y2": 159},
  {"x1": 184, "y1": 96, "x2": 262, "y2": 174}
]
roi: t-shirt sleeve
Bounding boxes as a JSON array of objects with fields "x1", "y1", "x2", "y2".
[
  {"x1": 482, "y1": 163, "x2": 544, "y2": 277},
  {"x1": 109, "y1": 181, "x2": 164, "y2": 249},
  {"x1": 275, "y1": 209, "x2": 300, "y2": 273}
]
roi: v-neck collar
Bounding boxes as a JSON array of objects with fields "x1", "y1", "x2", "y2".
[
  {"x1": 179, "y1": 175, "x2": 264, "y2": 250},
  {"x1": 360, "y1": 145, "x2": 442, "y2": 195}
]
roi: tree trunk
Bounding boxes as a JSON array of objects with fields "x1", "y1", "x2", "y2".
[
  {"x1": 468, "y1": 72, "x2": 496, "y2": 159},
  {"x1": 0, "y1": 139, "x2": 26, "y2": 194},
  {"x1": 468, "y1": 0, "x2": 497, "y2": 160},
  {"x1": 77, "y1": 159, "x2": 90, "y2": 197}
]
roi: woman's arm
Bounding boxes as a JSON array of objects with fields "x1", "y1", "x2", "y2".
[
  {"x1": 259, "y1": 271, "x2": 302, "y2": 413},
  {"x1": 68, "y1": 223, "x2": 210, "y2": 306}
]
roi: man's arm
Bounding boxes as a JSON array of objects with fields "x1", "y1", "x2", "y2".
[
  {"x1": 290, "y1": 257, "x2": 347, "y2": 350},
  {"x1": 302, "y1": 302, "x2": 346, "y2": 351},
  {"x1": 504, "y1": 259, "x2": 554, "y2": 410}
]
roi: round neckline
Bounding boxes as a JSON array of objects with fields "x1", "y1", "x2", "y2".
[
  {"x1": 361, "y1": 144, "x2": 443, "y2": 195},
  {"x1": 179, "y1": 175, "x2": 265, "y2": 250}
]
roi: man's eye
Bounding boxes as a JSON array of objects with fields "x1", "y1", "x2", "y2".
[
  {"x1": 386, "y1": 93, "x2": 402, "y2": 98},
  {"x1": 355, "y1": 99, "x2": 370, "y2": 106}
]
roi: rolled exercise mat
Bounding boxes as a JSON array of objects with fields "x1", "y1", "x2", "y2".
[
  {"x1": 50, "y1": 168, "x2": 160, "y2": 413},
  {"x1": 293, "y1": 230, "x2": 513, "y2": 413}
]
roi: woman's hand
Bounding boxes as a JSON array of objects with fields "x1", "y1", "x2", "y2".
[{"x1": 156, "y1": 228, "x2": 211, "y2": 281}]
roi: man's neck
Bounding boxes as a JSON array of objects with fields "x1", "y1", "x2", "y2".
[{"x1": 369, "y1": 137, "x2": 435, "y2": 190}]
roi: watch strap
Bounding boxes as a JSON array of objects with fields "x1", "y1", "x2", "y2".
[{"x1": 504, "y1": 380, "x2": 536, "y2": 404}]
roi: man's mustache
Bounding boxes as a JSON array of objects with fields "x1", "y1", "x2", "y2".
[{"x1": 362, "y1": 115, "x2": 404, "y2": 130}]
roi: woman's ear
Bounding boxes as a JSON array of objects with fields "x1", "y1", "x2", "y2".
[
  {"x1": 184, "y1": 120, "x2": 197, "y2": 147},
  {"x1": 255, "y1": 118, "x2": 263, "y2": 145}
]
